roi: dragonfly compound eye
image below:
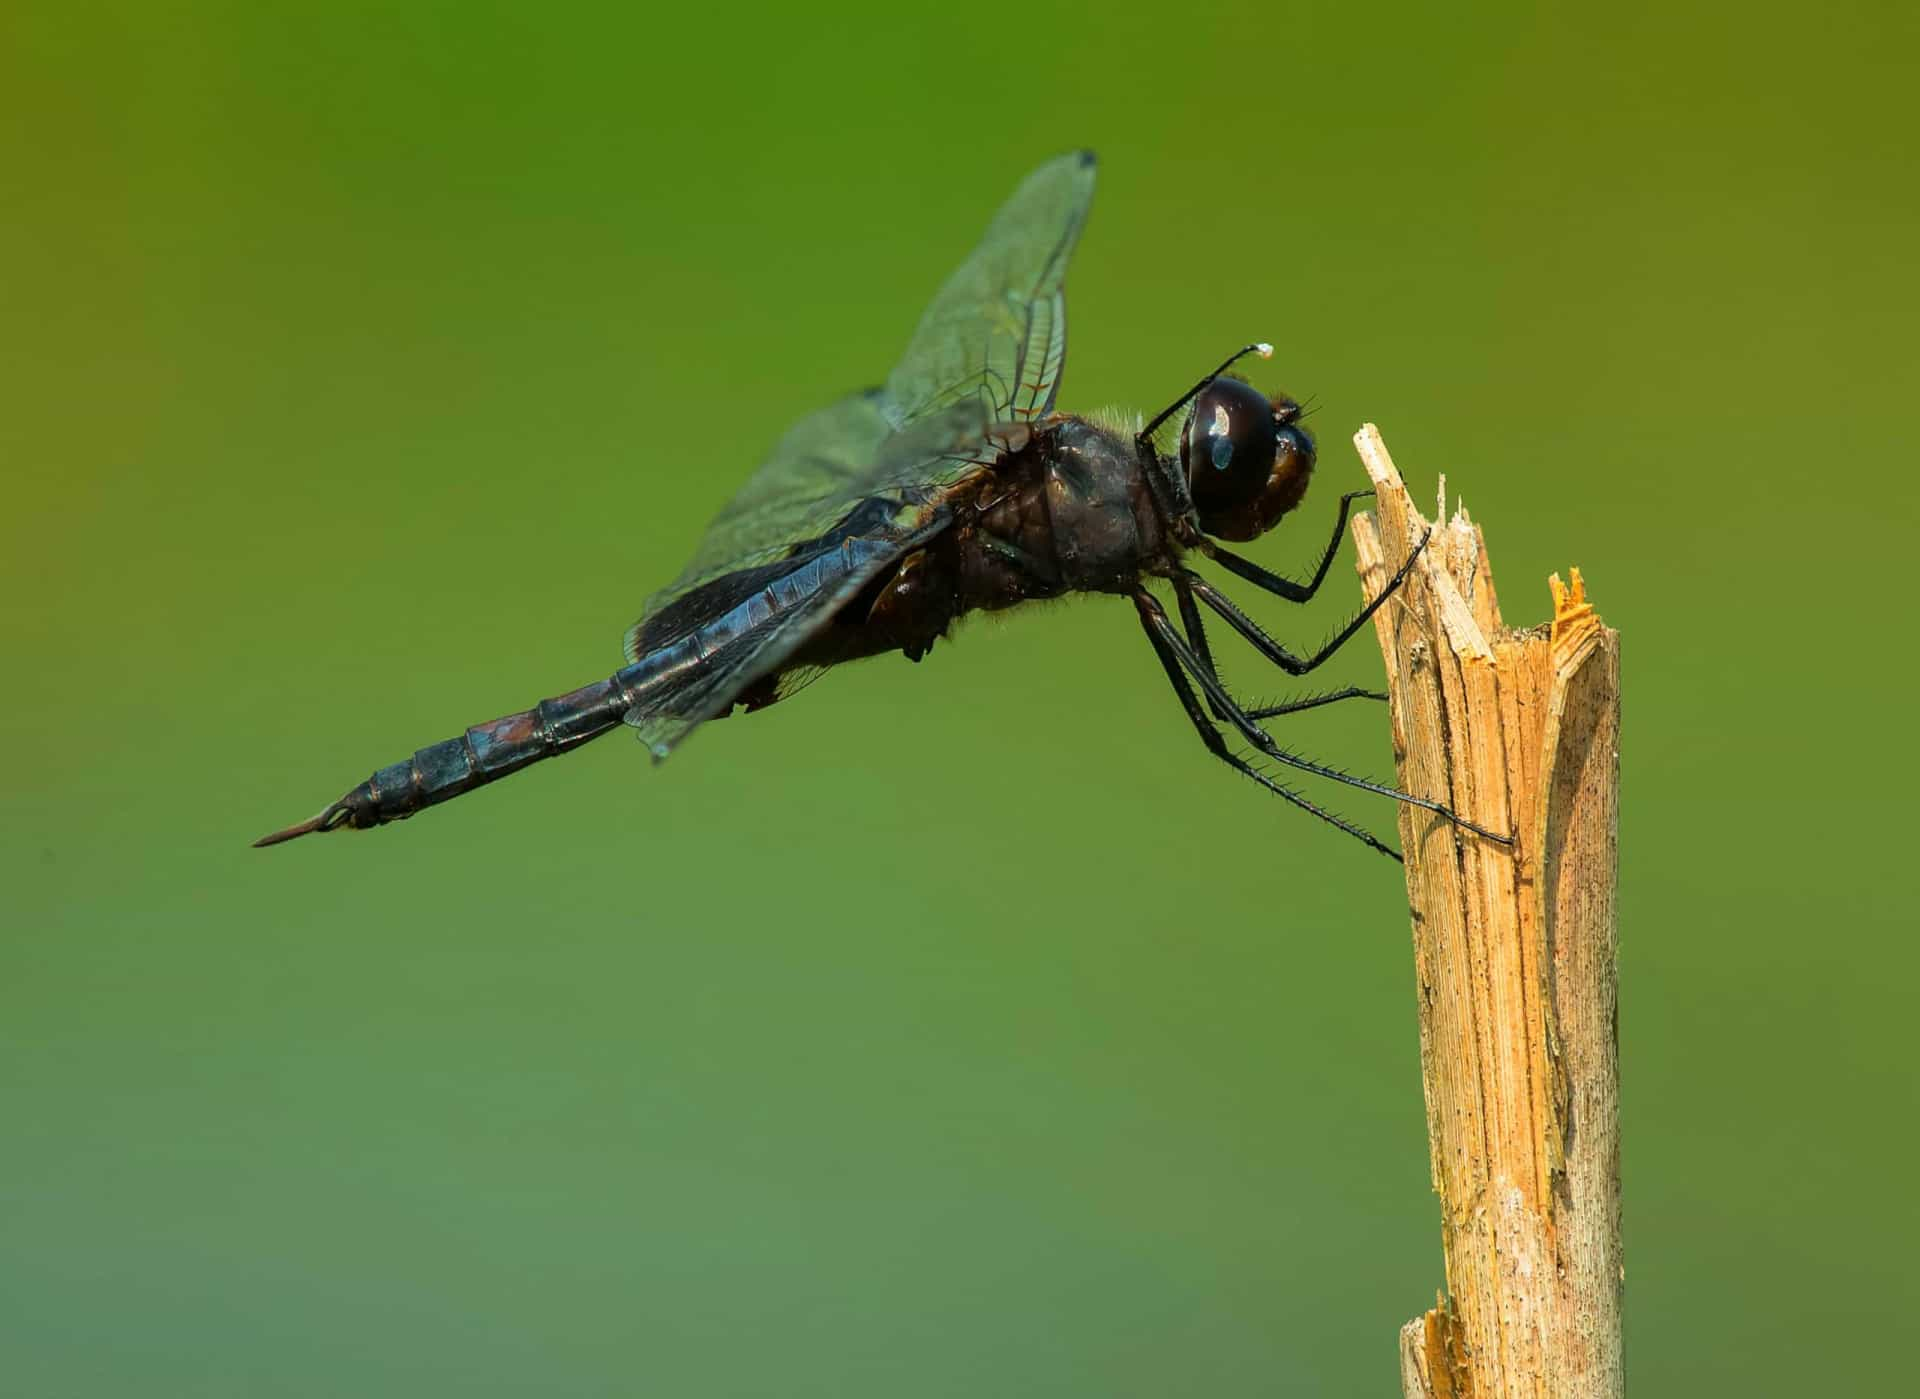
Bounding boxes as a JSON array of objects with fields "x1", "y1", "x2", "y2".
[{"x1": 1180, "y1": 377, "x2": 1316, "y2": 541}]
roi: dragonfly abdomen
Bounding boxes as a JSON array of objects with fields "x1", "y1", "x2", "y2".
[
  {"x1": 256, "y1": 542, "x2": 890, "y2": 847},
  {"x1": 253, "y1": 671, "x2": 648, "y2": 846}
]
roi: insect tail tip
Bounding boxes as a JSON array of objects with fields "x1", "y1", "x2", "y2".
[{"x1": 252, "y1": 805, "x2": 343, "y2": 848}]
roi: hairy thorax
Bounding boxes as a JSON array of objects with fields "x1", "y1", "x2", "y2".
[{"x1": 801, "y1": 416, "x2": 1170, "y2": 673}]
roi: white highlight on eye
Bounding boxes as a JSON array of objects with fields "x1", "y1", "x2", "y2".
[
  {"x1": 1254, "y1": 342, "x2": 1274, "y2": 358},
  {"x1": 1210, "y1": 403, "x2": 1232, "y2": 437}
]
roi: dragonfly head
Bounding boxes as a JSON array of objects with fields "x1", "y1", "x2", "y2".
[{"x1": 1178, "y1": 376, "x2": 1316, "y2": 542}]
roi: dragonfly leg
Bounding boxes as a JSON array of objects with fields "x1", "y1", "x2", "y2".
[
  {"x1": 1180, "y1": 525, "x2": 1430, "y2": 677},
  {"x1": 1244, "y1": 687, "x2": 1388, "y2": 719},
  {"x1": 1134, "y1": 589, "x2": 1513, "y2": 848},
  {"x1": 1204, "y1": 489, "x2": 1374, "y2": 604},
  {"x1": 1132, "y1": 591, "x2": 1400, "y2": 860},
  {"x1": 1174, "y1": 574, "x2": 1385, "y2": 719},
  {"x1": 1171, "y1": 573, "x2": 1233, "y2": 723}
]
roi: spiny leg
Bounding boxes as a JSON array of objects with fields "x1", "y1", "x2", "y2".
[
  {"x1": 1173, "y1": 576, "x2": 1383, "y2": 721},
  {"x1": 1181, "y1": 489, "x2": 1390, "y2": 712},
  {"x1": 1136, "y1": 591, "x2": 1513, "y2": 846},
  {"x1": 1244, "y1": 687, "x2": 1387, "y2": 719},
  {"x1": 1205, "y1": 489, "x2": 1375, "y2": 604},
  {"x1": 1176, "y1": 565, "x2": 1385, "y2": 718},
  {"x1": 1172, "y1": 573, "x2": 1233, "y2": 724},
  {"x1": 1180, "y1": 525, "x2": 1432, "y2": 678},
  {"x1": 1132, "y1": 593, "x2": 1402, "y2": 861}
]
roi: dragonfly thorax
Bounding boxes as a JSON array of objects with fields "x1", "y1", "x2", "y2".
[{"x1": 1041, "y1": 418, "x2": 1166, "y2": 593}]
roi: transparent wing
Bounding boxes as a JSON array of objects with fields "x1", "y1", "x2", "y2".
[
  {"x1": 621, "y1": 403, "x2": 996, "y2": 757},
  {"x1": 618, "y1": 152, "x2": 1098, "y2": 756},
  {"x1": 625, "y1": 388, "x2": 898, "y2": 659},
  {"x1": 622, "y1": 519, "x2": 947, "y2": 761},
  {"x1": 629, "y1": 150, "x2": 1096, "y2": 650},
  {"x1": 883, "y1": 149, "x2": 1096, "y2": 430}
]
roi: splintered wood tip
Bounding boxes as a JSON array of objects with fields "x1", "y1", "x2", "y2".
[{"x1": 1549, "y1": 568, "x2": 1599, "y2": 654}]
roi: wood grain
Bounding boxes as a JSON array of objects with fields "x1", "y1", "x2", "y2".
[{"x1": 1348, "y1": 426, "x2": 1622, "y2": 1399}]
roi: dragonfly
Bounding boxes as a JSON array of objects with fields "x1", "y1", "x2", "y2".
[{"x1": 256, "y1": 150, "x2": 1507, "y2": 860}]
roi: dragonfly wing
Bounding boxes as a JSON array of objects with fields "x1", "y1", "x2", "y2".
[
  {"x1": 619, "y1": 152, "x2": 1099, "y2": 757},
  {"x1": 621, "y1": 516, "x2": 947, "y2": 761},
  {"x1": 882, "y1": 149, "x2": 1096, "y2": 429},
  {"x1": 625, "y1": 387, "x2": 898, "y2": 660},
  {"x1": 622, "y1": 401, "x2": 996, "y2": 758},
  {"x1": 628, "y1": 151, "x2": 1097, "y2": 662}
]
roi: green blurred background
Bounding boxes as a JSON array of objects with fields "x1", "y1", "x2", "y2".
[{"x1": 5, "y1": 2, "x2": 1915, "y2": 1393}]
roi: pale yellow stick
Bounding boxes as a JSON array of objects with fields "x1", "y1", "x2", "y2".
[{"x1": 1348, "y1": 425, "x2": 1622, "y2": 1399}]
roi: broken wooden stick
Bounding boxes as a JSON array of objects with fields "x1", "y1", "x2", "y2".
[{"x1": 1348, "y1": 425, "x2": 1622, "y2": 1399}]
